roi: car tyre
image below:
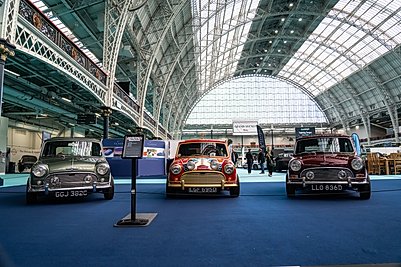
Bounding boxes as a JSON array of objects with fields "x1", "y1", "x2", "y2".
[
  {"x1": 359, "y1": 184, "x2": 371, "y2": 200},
  {"x1": 165, "y1": 180, "x2": 176, "y2": 198},
  {"x1": 103, "y1": 179, "x2": 115, "y2": 200},
  {"x1": 230, "y1": 176, "x2": 240, "y2": 197},
  {"x1": 26, "y1": 181, "x2": 38, "y2": 204},
  {"x1": 286, "y1": 176, "x2": 296, "y2": 197}
]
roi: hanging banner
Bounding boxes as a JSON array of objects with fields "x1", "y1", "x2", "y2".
[
  {"x1": 257, "y1": 125, "x2": 266, "y2": 153},
  {"x1": 232, "y1": 121, "x2": 258, "y2": 135}
]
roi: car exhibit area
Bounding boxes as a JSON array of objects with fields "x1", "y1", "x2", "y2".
[{"x1": 0, "y1": 172, "x2": 401, "y2": 267}]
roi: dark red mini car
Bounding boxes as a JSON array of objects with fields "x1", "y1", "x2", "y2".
[{"x1": 286, "y1": 134, "x2": 371, "y2": 199}]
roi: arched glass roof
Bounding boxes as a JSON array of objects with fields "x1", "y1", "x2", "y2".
[{"x1": 185, "y1": 76, "x2": 327, "y2": 126}]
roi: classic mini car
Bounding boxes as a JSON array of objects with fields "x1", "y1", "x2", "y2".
[
  {"x1": 274, "y1": 150, "x2": 293, "y2": 172},
  {"x1": 286, "y1": 134, "x2": 371, "y2": 199},
  {"x1": 17, "y1": 155, "x2": 38, "y2": 173},
  {"x1": 166, "y1": 139, "x2": 240, "y2": 197},
  {"x1": 26, "y1": 137, "x2": 114, "y2": 203}
]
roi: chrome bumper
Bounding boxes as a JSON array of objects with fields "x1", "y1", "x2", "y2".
[
  {"x1": 287, "y1": 176, "x2": 369, "y2": 187},
  {"x1": 168, "y1": 180, "x2": 238, "y2": 190}
]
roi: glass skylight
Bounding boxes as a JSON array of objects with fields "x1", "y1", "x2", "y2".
[
  {"x1": 279, "y1": 0, "x2": 401, "y2": 96},
  {"x1": 185, "y1": 76, "x2": 327, "y2": 125},
  {"x1": 191, "y1": 0, "x2": 260, "y2": 93}
]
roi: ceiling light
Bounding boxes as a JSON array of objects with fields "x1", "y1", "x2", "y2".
[
  {"x1": 127, "y1": 129, "x2": 132, "y2": 132},
  {"x1": 256, "y1": 63, "x2": 259, "y2": 66},
  {"x1": 253, "y1": 70, "x2": 256, "y2": 72},
  {"x1": 114, "y1": 122, "x2": 119, "y2": 126},
  {"x1": 260, "y1": 57, "x2": 263, "y2": 60},
  {"x1": 289, "y1": 3, "x2": 294, "y2": 7},
  {"x1": 269, "y1": 40, "x2": 272, "y2": 43},
  {"x1": 290, "y1": 30, "x2": 294, "y2": 34},
  {"x1": 4, "y1": 69, "x2": 20, "y2": 77},
  {"x1": 284, "y1": 40, "x2": 287, "y2": 44},
  {"x1": 281, "y1": 18, "x2": 285, "y2": 22},
  {"x1": 278, "y1": 49, "x2": 281, "y2": 52},
  {"x1": 274, "y1": 30, "x2": 278, "y2": 34},
  {"x1": 264, "y1": 49, "x2": 267, "y2": 52},
  {"x1": 298, "y1": 18, "x2": 303, "y2": 22},
  {"x1": 61, "y1": 97, "x2": 71, "y2": 103},
  {"x1": 268, "y1": 63, "x2": 272, "y2": 66}
]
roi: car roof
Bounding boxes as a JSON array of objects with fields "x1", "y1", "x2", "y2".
[
  {"x1": 296, "y1": 134, "x2": 350, "y2": 140},
  {"x1": 178, "y1": 139, "x2": 227, "y2": 144}
]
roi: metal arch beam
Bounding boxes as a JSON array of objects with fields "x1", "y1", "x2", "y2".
[
  {"x1": 103, "y1": 0, "x2": 135, "y2": 107},
  {"x1": 134, "y1": 0, "x2": 191, "y2": 128}
]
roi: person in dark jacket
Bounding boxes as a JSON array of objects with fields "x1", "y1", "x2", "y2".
[
  {"x1": 257, "y1": 148, "x2": 265, "y2": 174},
  {"x1": 265, "y1": 149, "x2": 274, "y2": 177},
  {"x1": 245, "y1": 149, "x2": 253, "y2": 174}
]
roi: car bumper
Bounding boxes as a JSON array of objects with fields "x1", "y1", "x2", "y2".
[
  {"x1": 287, "y1": 177, "x2": 370, "y2": 188},
  {"x1": 28, "y1": 181, "x2": 112, "y2": 194},
  {"x1": 167, "y1": 181, "x2": 238, "y2": 190}
]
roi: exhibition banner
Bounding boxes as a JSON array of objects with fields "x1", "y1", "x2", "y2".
[
  {"x1": 257, "y1": 125, "x2": 266, "y2": 153},
  {"x1": 295, "y1": 127, "x2": 315, "y2": 138},
  {"x1": 232, "y1": 121, "x2": 258, "y2": 135}
]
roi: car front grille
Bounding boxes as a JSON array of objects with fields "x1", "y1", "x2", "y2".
[
  {"x1": 181, "y1": 172, "x2": 225, "y2": 184},
  {"x1": 45, "y1": 172, "x2": 98, "y2": 189},
  {"x1": 300, "y1": 167, "x2": 354, "y2": 181}
]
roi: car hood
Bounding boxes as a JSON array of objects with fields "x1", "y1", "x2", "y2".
[
  {"x1": 298, "y1": 153, "x2": 355, "y2": 167},
  {"x1": 38, "y1": 156, "x2": 104, "y2": 173},
  {"x1": 176, "y1": 157, "x2": 227, "y2": 170}
]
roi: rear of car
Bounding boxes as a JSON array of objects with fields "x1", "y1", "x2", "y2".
[
  {"x1": 26, "y1": 138, "x2": 114, "y2": 204},
  {"x1": 166, "y1": 139, "x2": 240, "y2": 197},
  {"x1": 286, "y1": 135, "x2": 371, "y2": 199}
]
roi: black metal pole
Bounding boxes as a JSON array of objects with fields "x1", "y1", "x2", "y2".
[
  {"x1": 103, "y1": 115, "x2": 109, "y2": 139},
  {"x1": 131, "y1": 158, "x2": 137, "y2": 221},
  {"x1": 271, "y1": 129, "x2": 274, "y2": 152}
]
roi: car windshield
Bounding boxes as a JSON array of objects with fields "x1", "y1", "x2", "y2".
[
  {"x1": 177, "y1": 142, "x2": 228, "y2": 157},
  {"x1": 295, "y1": 137, "x2": 354, "y2": 154},
  {"x1": 21, "y1": 156, "x2": 37, "y2": 162},
  {"x1": 41, "y1": 141, "x2": 102, "y2": 157}
]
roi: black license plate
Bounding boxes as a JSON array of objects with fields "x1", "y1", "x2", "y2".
[
  {"x1": 310, "y1": 184, "x2": 343, "y2": 191},
  {"x1": 188, "y1": 187, "x2": 218, "y2": 193},
  {"x1": 54, "y1": 190, "x2": 88, "y2": 198}
]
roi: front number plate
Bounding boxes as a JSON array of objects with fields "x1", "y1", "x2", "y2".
[
  {"x1": 55, "y1": 190, "x2": 88, "y2": 198},
  {"x1": 188, "y1": 187, "x2": 218, "y2": 193},
  {"x1": 311, "y1": 184, "x2": 343, "y2": 191}
]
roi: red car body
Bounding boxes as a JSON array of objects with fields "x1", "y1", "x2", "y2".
[
  {"x1": 286, "y1": 134, "x2": 371, "y2": 199},
  {"x1": 166, "y1": 139, "x2": 240, "y2": 197}
]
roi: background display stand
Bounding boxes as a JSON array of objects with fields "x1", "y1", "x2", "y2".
[{"x1": 114, "y1": 134, "x2": 157, "y2": 227}]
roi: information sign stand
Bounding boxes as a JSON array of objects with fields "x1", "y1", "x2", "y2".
[{"x1": 114, "y1": 134, "x2": 157, "y2": 227}]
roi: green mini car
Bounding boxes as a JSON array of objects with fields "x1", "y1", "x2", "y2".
[{"x1": 26, "y1": 137, "x2": 114, "y2": 204}]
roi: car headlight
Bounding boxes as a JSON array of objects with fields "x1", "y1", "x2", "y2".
[
  {"x1": 31, "y1": 164, "x2": 48, "y2": 177},
  {"x1": 170, "y1": 164, "x2": 182, "y2": 175},
  {"x1": 224, "y1": 164, "x2": 234, "y2": 174},
  {"x1": 96, "y1": 163, "x2": 110, "y2": 176},
  {"x1": 351, "y1": 158, "x2": 364, "y2": 171},
  {"x1": 289, "y1": 159, "x2": 302, "y2": 172},
  {"x1": 186, "y1": 160, "x2": 195, "y2": 171},
  {"x1": 210, "y1": 160, "x2": 219, "y2": 170}
]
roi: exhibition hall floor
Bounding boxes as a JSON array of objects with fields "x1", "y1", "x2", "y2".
[{"x1": 1, "y1": 169, "x2": 401, "y2": 267}]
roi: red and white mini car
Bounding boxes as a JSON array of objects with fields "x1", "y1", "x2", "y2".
[{"x1": 166, "y1": 139, "x2": 240, "y2": 197}]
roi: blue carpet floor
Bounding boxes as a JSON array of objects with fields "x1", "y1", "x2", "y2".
[{"x1": 0, "y1": 177, "x2": 401, "y2": 267}]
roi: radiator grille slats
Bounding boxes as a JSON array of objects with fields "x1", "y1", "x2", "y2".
[
  {"x1": 45, "y1": 173, "x2": 97, "y2": 189},
  {"x1": 181, "y1": 172, "x2": 225, "y2": 184},
  {"x1": 301, "y1": 168, "x2": 354, "y2": 181}
]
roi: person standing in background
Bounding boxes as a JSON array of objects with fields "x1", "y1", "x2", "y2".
[
  {"x1": 265, "y1": 149, "x2": 274, "y2": 177},
  {"x1": 245, "y1": 148, "x2": 253, "y2": 174}
]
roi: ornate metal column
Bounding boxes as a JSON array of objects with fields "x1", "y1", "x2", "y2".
[{"x1": 0, "y1": 38, "x2": 15, "y2": 116}]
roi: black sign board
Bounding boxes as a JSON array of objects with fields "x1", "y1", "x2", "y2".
[
  {"x1": 77, "y1": 114, "x2": 97, "y2": 125},
  {"x1": 122, "y1": 134, "x2": 144, "y2": 159},
  {"x1": 295, "y1": 127, "x2": 315, "y2": 139}
]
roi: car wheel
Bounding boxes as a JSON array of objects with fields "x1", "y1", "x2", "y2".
[
  {"x1": 359, "y1": 184, "x2": 371, "y2": 200},
  {"x1": 26, "y1": 181, "x2": 37, "y2": 204},
  {"x1": 286, "y1": 176, "x2": 296, "y2": 197},
  {"x1": 230, "y1": 176, "x2": 240, "y2": 197},
  {"x1": 103, "y1": 179, "x2": 115, "y2": 200},
  {"x1": 165, "y1": 179, "x2": 177, "y2": 198}
]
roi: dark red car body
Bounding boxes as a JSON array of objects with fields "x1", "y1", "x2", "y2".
[{"x1": 286, "y1": 134, "x2": 371, "y2": 199}]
